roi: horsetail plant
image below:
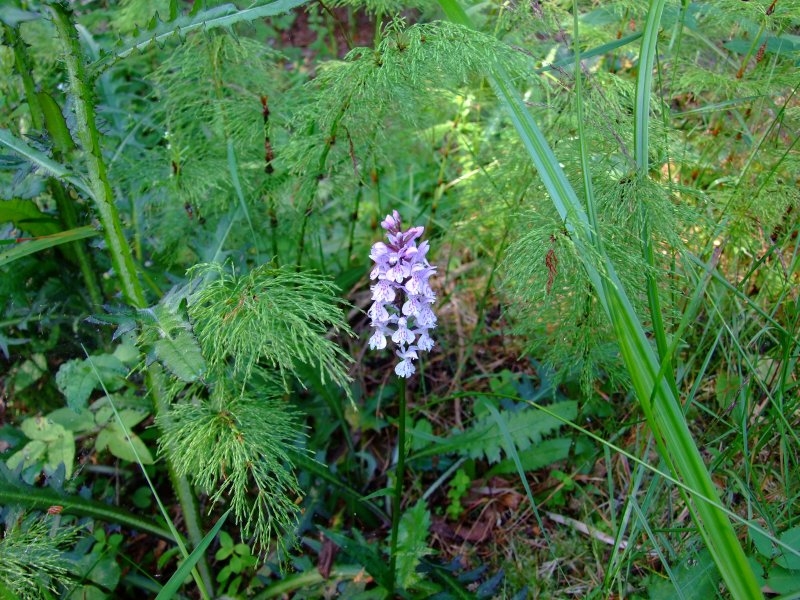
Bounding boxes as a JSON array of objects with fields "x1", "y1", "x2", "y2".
[{"x1": 369, "y1": 210, "x2": 436, "y2": 595}]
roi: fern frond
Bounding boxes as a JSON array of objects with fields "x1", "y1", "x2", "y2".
[
  {"x1": 427, "y1": 400, "x2": 577, "y2": 465},
  {"x1": 469, "y1": 399, "x2": 578, "y2": 464},
  {"x1": 187, "y1": 262, "x2": 354, "y2": 394}
]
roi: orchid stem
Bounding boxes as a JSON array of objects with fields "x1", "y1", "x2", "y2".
[{"x1": 389, "y1": 378, "x2": 407, "y2": 596}]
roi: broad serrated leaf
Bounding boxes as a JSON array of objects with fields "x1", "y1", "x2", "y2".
[
  {"x1": 116, "y1": 409, "x2": 149, "y2": 429},
  {"x1": 764, "y1": 565, "x2": 800, "y2": 594},
  {"x1": 12, "y1": 418, "x2": 75, "y2": 481},
  {"x1": 43, "y1": 426, "x2": 75, "y2": 478},
  {"x1": 751, "y1": 524, "x2": 778, "y2": 559},
  {"x1": 153, "y1": 329, "x2": 206, "y2": 382},
  {"x1": 6, "y1": 440, "x2": 47, "y2": 472},
  {"x1": 96, "y1": 425, "x2": 154, "y2": 464},
  {"x1": 73, "y1": 552, "x2": 122, "y2": 589},
  {"x1": 397, "y1": 499, "x2": 433, "y2": 589},
  {"x1": 20, "y1": 416, "x2": 65, "y2": 442},
  {"x1": 47, "y1": 407, "x2": 96, "y2": 433},
  {"x1": 95, "y1": 406, "x2": 148, "y2": 429},
  {"x1": 112, "y1": 339, "x2": 140, "y2": 365},
  {"x1": 55, "y1": 355, "x2": 128, "y2": 411}
]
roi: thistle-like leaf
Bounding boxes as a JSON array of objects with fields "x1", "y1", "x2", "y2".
[
  {"x1": 132, "y1": 287, "x2": 207, "y2": 382},
  {"x1": 90, "y1": 0, "x2": 312, "y2": 73},
  {"x1": 396, "y1": 499, "x2": 433, "y2": 590},
  {"x1": 152, "y1": 329, "x2": 206, "y2": 383}
]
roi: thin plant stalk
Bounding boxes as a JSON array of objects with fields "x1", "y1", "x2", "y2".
[
  {"x1": 48, "y1": 5, "x2": 214, "y2": 595},
  {"x1": 296, "y1": 94, "x2": 351, "y2": 267},
  {"x1": 347, "y1": 181, "x2": 363, "y2": 267},
  {"x1": 389, "y1": 378, "x2": 407, "y2": 596},
  {"x1": 635, "y1": 0, "x2": 677, "y2": 381},
  {"x1": 447, "y1": 214, "x2": 512, "y2": 394}
]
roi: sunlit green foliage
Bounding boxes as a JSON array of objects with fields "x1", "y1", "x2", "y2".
[
  {"x1": 0, "y1": 0, "x2": 798, "y2": 597},
  {"x1": 187, "y1": 262, "x2": 354, "y2": 389},
  {"x1": 158, "y1": 384, "x2": 303, "y2": 556},
  {"x1": 0, "y1": 514, "x2": 79, "y2": 599}
]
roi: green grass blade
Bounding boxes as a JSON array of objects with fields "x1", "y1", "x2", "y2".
[
  {"x1": 634, "y1": 0, "x2": 666, "y2": 174},
  {"x1": 630, "y1": 500, "x2": 687, "y2": 599},
  {"x1": 634, "y1": 0, "x2": 675, "y2": 381},
  {"x1": 630, "y1": 9, "x2": 761, "y2": 593},
  {"x1": 155, "y1": 508, "x2": 231, "y2": 600},
  {"x1": 0, "y1": 579, "x2": 21, "y2": 600},
  {"x1": 226, "y1": 139, "x2": 259, "y2": 261},
  {"x1": 0, "y1": 226, "x2": 99, "y2": 267},
  {"x1": 514, "y1": 397, "x2": 799, "y2": 563},
  {"x1": 535, "y1": 32, "x2": 644, "y2": 74},
  {"x1": 606, "y1": 265, "x2": 762, "y2": 599}
]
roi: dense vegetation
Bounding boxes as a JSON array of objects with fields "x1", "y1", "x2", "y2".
[{"x1": 1, "y1": 1, "x2": 798, "y2": 598}]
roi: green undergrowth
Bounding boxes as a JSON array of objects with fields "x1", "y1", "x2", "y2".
[{"x1": 1, "y1": 0, "x2": 798, "y2": 598}]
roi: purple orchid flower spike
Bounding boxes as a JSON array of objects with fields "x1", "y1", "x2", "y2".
[{"x1": 368, "y1": 211, "x2": 437, "y2": 378}]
